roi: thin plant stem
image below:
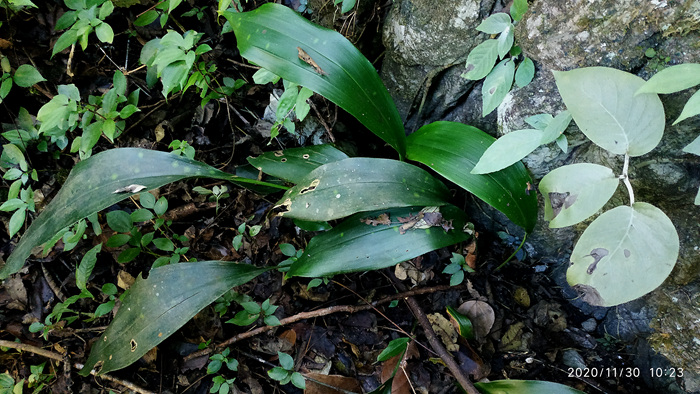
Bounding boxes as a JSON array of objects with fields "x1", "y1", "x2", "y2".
[{"x1": 494, "y1": 233, "x2": 527, "y2": 272}]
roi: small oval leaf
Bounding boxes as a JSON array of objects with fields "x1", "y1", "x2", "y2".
[{"x1": 539, "y1": 163, "x2": 619, "y2": 228}]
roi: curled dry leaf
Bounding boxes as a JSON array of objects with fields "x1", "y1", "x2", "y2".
[
  {"x1": 456, "y1": 300, "x2": 495, "y2": 340},
  {"x1": 117, "y1": 270, "x2": 136, "y2": 290}
]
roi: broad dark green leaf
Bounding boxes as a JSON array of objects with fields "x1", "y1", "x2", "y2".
[
  {"x1": 286, "y1": 205, "x2": 470, "y2": 278},
  {"x1": 406, "y1": 122, "x2": 537, "y2": 232},
  {"x1": 80, "y1": 261, "x2": 267, "y2": 375},
  {"x1": 247, "y1": 144, "x2": 348, "y2": 184},
  {"x1": 275, "y1": 158, "x2": 450, "y2": 221},
  {"x1": 446, "y1": 306, "x2": 474, "y2": 340},
  {"x1": 474, "y1": 379, "x2": 585, "y2": 393},
  {"x1": 226, "y1": 4, "x2": 406, "y2": 159},
  {"x1": 0, "y1": 148, "x2": 286, "y2": 279}
]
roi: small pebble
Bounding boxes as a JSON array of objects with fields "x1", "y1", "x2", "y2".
[{"x1": 582, "y1": 318, "x2": 597, "y2": 332}]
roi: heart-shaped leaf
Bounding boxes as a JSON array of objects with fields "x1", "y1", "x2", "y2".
[
  {"x1": 554, "y1": 67, "x2": 665, "y2": 156},
  {"x1": 80, "y1": 261, "x2": 267, "y2": 375},
  {"x1": 274, "y1": 158, "x2": 450, "y2": 222},
  {"x1": 0, "y1": 148, "x2": 285, "y2": 279},
  {"x1": 287, "y1": 205, "x2": 470, "y2": 278},
  {"x1": 226, "y1": 4, "x2": 406, "y2": 158},
  {"x1": 539, "y1": 163, "x2": 619, "y2": 228},
  {"x1": 567, "y1": 202, "x2": 679, "y2": 307},
  {"x1": 406, "y1": 122, "x2": 538, "y2": 232}
]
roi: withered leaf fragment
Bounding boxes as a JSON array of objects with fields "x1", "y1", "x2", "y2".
[
  {"x1": 297, "y1": 47, "x2": 328, "y2": 75},
  {"x1": 113, "y1": 184, "x2": 147, "y2": 194},
  {"x1": 360, "y1": 213, "x2": 391, "y2": 226},
  {"x1": 586, "y1": 247, "x2": 609, "y2": 274},
  {"x1": 548, "y1": 191, "x2": 577, "y2": 218}
]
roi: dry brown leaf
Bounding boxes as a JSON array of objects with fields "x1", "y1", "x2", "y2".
[
  {"x1": 279, "y1": 329, "x2": 297, "y2": 347},
  {"x1": 379, "y1": 341, "x2": 419, "y2": 394},
  {"x1": 427, "y1": 313, "x2": 459, "y2": 352},
  {"x1": 464, "y1": 239, "x2": 477, "y2": 269},
  {"x1": 305, "y1": 372, "x2": 362, "y2": 394},
  {"x1": 117, "y1": 270, "x2": 136, "y2": 290},
  {"x1": 360, "y1": 213, "x2": 391, "y2": 226},
  {"x1": 342, "y1": 338, "x2": 361, "y2": 358},
  {"x1": 456, "y1": 300, "x2": 495, "y2": 340},
  {"x1": 514, "y1": 286, "x2": 531, "y2": 307}
]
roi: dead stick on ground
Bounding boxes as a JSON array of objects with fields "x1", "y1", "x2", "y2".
[
  {"x1": 184, "y1": 283, "x2": 458, "y2": 362},
  {"x1": 389, "y1": 278, "x2": 480, "y2": 394},
  {"x1": 0, "y1": 340, "x2": 154, "y2": 394}
]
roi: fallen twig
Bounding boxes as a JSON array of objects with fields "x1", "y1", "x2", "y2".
[
  {"x1": 389, "y1": 276, "x2": 480, "y2": 394},
  {"x1": 0, "y1": 340, "x2": 154, "y2": 394},
  {"x1": 183, "y1": 283, "x2": 458, "y2": 361}
]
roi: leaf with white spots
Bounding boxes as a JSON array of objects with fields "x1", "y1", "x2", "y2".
[
  {"x1": 247, "y1": 144, "x2": 348, "y2": 184},
  {"x1": 274, "y1": 158, "x2": 450, "y2": 221},
  {"x1": 567, "y1": 202, "x2": 678, "y2": 307},
  {"x1": 0, "y1": 148, "x2": 286, "y2": 279},
  {"x1": 553, "y1": 67, "x2": 665, "y2": 156},
  {"x1": 286, "y1": 205, "x2": 470, "y2": 278},
  {"x1": 80, "y1": 261, "x2": 267, "y2": 375}
]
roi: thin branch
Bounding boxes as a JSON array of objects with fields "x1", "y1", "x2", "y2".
[
  {"x1": 388, "y1": 277, "x2": 480, "y2": 394},
  {"x1": 183, "y1": 283, "x2": 458, "y2": 361},
  {"x1": 0, "y1": 340, "x2": 154, "y2": 394}
]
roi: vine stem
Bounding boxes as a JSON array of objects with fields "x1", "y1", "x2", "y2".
[{"x1": 620, "y1": 153, "x2": 635, "y2": 205}]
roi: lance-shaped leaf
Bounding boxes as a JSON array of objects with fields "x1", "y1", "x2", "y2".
[
  {"x1": 247, "y1": 144, "x2": 348, "y2": 184},
  {"x1": 471, "y1": 129, "x2": 543, "y2": 174},
  {"x1": 225, "y1": 4, "x2": 406, "y2": 158},
  {"x1": 0, "y1": 148, "x2": 286, "y2": 279},
  {"x1": 674, "y1": 89, "x2": 700, "y2": 125},
  {"x1": 482, "y1": 58, "x2": 514, "y2": 116},
  {"x1": 539, "y1": 163, "x2": 619, "y2": 228},
  {"x1": 474, "y1": 380, "x2": 585, "y2": 394},
  {"x1": 406, "y1": 122, "x2": 538, "y2": 232},
  {"x1": 80, "y1": 261, "x2": 267, "y2": 375},
  {"x1": 286, "y1": 205, "x2": 470, "y2": 278},
  {"x1": 553, "y1": 67, "x2": 665, "y2": 156},
  {"x1": 635, "y1": 63, "x2": 700, "y2": 95},
  {"x1": 274, "y1": 158, "x2": 450, "y2": 221},
  {"x1": 567, "y1": 202, "x2": 679, "y2": 307}
]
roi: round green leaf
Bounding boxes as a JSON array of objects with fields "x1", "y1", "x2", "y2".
[
  {"x1": 130, "y1": 208, "x2": 154, "y2": 222},
  {"x1": 567, "y1": 202, "x2": 679, "y2": 307},
  {"x1": 117, "y1": 247, "x2": 140, "y2": 263},
  {"x1": 471, "y1": 129, "x2": 543, "y2": 174},
  {"x1": 106, "y1": 210, "x2": 133, "y2": 233},
  {"x1": 13, "y1": 65, "x2": 46, "y2": 88},
  {"x1": 152, "y1": 237, "x2": 174, "y2": 252},
  {"x1": 539, "y1": 163, "x2": 619, "y2": 228},
  {"x1": 553, "y1": 67, "x2": 665, "y2": 156}
]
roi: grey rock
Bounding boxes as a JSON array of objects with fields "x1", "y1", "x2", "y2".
[
  {"x1": 560, "y1": 348, "x2": 587, "y2": 370},
  {"x1": 581, "y1": 318, "x2": 597, "y2": 333}
]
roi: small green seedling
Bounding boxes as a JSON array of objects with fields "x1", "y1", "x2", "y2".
[
  {"x1": 226, "y1": 298, "x2": 280, "y2": 327},
  {"x1": 442, "y1": 252, "x2": 475, "y2": 286},
  {"x1": 52, "y1": 0, "x2": 115, "y2": 57},
  {"x1": 27, "y1": 362, "x2": 54, "y2": 393},
  {"x1": 232, "y1": 220, "x2": 262, "y2": 252},
  {"x1": 193, "y1": 185, "x2": 229, "y2": 213},
  {"x1": 207, "y1": 348, "x2": 238, "y2": 374},
  {"x1": 267, "y1": 352, "x2": 305, "y2": 390}
]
